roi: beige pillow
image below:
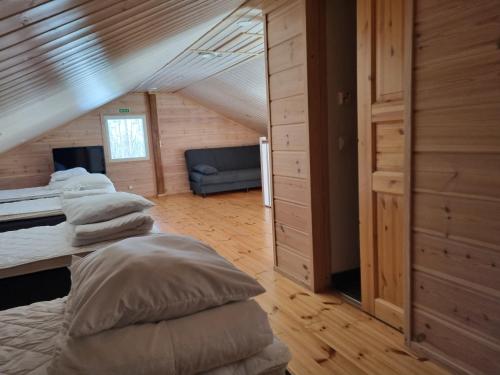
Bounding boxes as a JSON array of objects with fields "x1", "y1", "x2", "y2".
[
  {"x1": 62, "y1": 192, "x2": 154, "y2": 225},
  {"x1": 60, "y1": 173, "x2": 114, "y2": 192},
  {"x1": 48, "y1": 300, "x2": 273, "y2": 375},
  {"x1": 66, "y1": 234, "x2": 265, "y2": 337}
]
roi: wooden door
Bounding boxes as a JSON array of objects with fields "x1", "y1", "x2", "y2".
[{"x1": 357, "y1": 0, "x2": 406, "y2": 330}]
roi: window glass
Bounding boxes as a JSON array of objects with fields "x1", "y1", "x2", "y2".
[{"x1": 104, "y1": 116, "x2": 148, "y2": 161}]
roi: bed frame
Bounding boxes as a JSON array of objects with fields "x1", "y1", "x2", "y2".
[
  {"x1": 0, "y1": 267, "x2": 71, "y2": 311},
  {"x1": 0, "y1": 214, "x2": 66, "y2": 233}
]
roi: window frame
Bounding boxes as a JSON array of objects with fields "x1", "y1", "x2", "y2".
[{"x1": 102, "y1": 114, "x2": 150, "y2": 163}]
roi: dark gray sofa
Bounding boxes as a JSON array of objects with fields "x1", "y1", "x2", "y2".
[{"x1": 185, "y1": 145, "x2": 261, "y2": 196}]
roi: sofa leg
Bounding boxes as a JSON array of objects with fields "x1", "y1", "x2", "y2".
[
  {"x1": 202, "y1": 193, "x2": 207, "y2": 198},
  {"x1": 246, "y1": 188, "x2": 249, "y2": 192}
]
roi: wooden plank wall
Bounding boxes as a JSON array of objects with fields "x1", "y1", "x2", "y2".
[
  {"x1": 0, "y1": 93, "x2": 157, "y2": 197},
  {"x1": 263, "y1": 0, "x2": 330, "y2": 291},
  {"x1": 155, "y1": 93, "x2": 261, "y2": 195},
  {"x1": 409, "y1": 1, "x2": 500, "y2": 374}
]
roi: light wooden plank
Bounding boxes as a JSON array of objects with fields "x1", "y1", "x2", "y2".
[
  {"x1": 270, "y1": 95, "x2": 306, "y2": 125},
  {"x1": 271, "y1": 124, "x2": 307, "y2": 151},
  {"x1": 372, "y1": 171, "x2": 404, "y2": 195}
]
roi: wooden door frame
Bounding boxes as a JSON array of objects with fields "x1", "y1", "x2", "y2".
[
  {"x1": 402, "y1": 0, "x2": 414, "y2": 345},
  {"x1": 356, "y1": 0, "x2": 377, "y2": 315}
]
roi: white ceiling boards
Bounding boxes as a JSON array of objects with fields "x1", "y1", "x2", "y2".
[
  {"x1": 180, "y1": 55, "x2": 267, "y2": 134},
  {"x1": 0, "y1": 0, "x2": 247, "y2": 152}
]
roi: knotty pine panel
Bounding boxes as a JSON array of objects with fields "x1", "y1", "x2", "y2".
[
  {"x1": 410, "y1": 1, "x2": 500, "y2": 372},
  {"x1": 268, "y1": 34, "x2": 305, "y2": 75},
  {"x1": 375, "y1": 0, "x2": 404, "y2": 102},
  {"x1": 413, "y1": 309, "x2": 500, "y2": 375},
  {"x1": 274, "y1": 199, "x2": 309, "y2": 233},
  {"x1": 0, "y1": 93, "x2": 156, "y2": 197},
  {"x1": 266, "y1": 0, "x2": 304, "y2": 48},
  {"x1": 269, "y1": 65, "x2": 305, "y2": 100},
  {"x1": 413, "y1": 193, "x2": 500, "y2": 250},
  {"x1": 271, "y1": 123, "x2": 307, "y2": 151},
  {"x1": 376, "y1": 192, "x2": 404, "y2": 308},
  {"x1": 155, "y1": 93, "x2": 261, "y2": 195},
  {"x1": 273, "y1": 175, "x2": 309, "y2": 205},
  {"x1": 414, "y1": 153, "x2": 500, "y2": 199},
  {"x1": 270, "y1": 95, "x2": 306, "y2": 125},
  {"x1": 413, "y1": 271, "x2": 500, "y2": 343},
  {"x1": 275, "y1": 244, "x2": 311, "y2": 286},
  {"x1": 272, "y1": 151, "x2": 308, "y2": 179},
  {"x1": 275, "y1": 222, "x2": 311, "y2": 257},
  {"x1": 412, "y1": 232, "x2": 500, "y2": 292}
]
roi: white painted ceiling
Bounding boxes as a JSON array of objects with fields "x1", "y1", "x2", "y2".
[
  {"x1": 0, "y1": 0, "x2": 249, "y2": 153},
  {"x1": 180, "y1": 55, "x2": 267, "y2": 134}
]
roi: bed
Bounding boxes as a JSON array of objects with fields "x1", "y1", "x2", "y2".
[
  {"x1": 0, "y1": 298, "x2": 290, "y2": 375},
  {"x1": 0, "y1": 223, "x2": 158, "y2": 310},
  {"x1": 0, "y1": 186, "x2": 60, "y2": 203},
  {"x1": 0, "y1": 197, "x2": 65, "y2": 233}
]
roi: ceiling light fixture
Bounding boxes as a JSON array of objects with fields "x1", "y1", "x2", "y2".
[
  {"x1": 236, "y1": 20, "x2": 254, "y2": 28},
  {"x1": 198, "y1": 51, "x2": 221, "y2": 59}
]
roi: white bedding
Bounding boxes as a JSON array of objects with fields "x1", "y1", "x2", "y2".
[
  {"x1": 0, "y1": 186, "x2": 59, "y2": 204},
  {"x1": 0, "y1": 197, "x2": 62, "y2": 222},
  {"x1": 0, "y1": 223, "x2": 160, "y2": 279},
  {"x1": 0, "y1": 298, "x2": 290, "y2": 375}
]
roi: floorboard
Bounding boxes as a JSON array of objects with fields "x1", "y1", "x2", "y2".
[{"x1": 151, "y1": 190, "x2": 448, "y2": 375}]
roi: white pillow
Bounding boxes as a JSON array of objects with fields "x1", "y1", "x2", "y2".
[
  {"x1": 66, "y1": 234, "x2": 266, "y2": 337},
  {"x1": 62, "y1": 192, "x2": 153, "y2": 225},
  {"x1": 61, "y1": 173, "x2": 115, "y2": 192},
  {"x1": 61, "y1": 187, "x2": 114, "y2": 200},
  {"x1": 50, "y1": 167, "x2": 88, "y2": 182}
]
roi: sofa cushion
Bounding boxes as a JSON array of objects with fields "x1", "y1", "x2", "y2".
[
  {"x1": 192, "y1": 164, "x2": 218, "y2": 175},
  {"x1": 185, "y1": 145, "x2": 260, "y2": 172},
  {"x1": 190, "y1": 169, "x2": 261, "y2": 186}
]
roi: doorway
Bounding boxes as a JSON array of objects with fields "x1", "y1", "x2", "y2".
[{"x1": 325, "y1": 1, "x2": 361, "y2": 305}]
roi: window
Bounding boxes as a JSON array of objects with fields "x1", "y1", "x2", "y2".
[{"x1": 103, "y1": 115, "x2": 149, "y2": 162}]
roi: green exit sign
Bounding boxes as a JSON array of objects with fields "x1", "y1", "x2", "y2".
[{"x1": 119, "y1": 108, "x2": 130, "y2": 113}]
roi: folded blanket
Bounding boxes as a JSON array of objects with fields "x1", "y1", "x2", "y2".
[
  {"x1": 62, "y1": 192, "x2": 153, "y2": 224},
  {"x1": 60, "y1": 173, "x2": 115, "y2": 192},
  {"x1": 48, "y1": 300, "x2": 274, "y2": 375},
  {"x1": 202, "y1": 338, "x2": 291, "y2": 375},
  {"x1": 66, "y1": 212, "x2": 154, "y2": 246},
  {"x1": 61, "y1": 187, "x2": 115, "y2": 200}
]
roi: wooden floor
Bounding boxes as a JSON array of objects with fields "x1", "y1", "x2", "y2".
[{"x1": 150, "y1": 190, "x2": 448, "y2": 375}]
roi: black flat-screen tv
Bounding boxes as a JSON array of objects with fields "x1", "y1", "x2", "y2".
[{"x1": 52, "y1": 146, "x2": 106, "y2": 174}]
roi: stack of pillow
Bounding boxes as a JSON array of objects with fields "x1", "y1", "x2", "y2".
[
  {"x1": 48, "y1": 167, "x2": 89, "y2": 188},
  {"x1": 48, "y1": 167, "x2": 116, "y2": 193},
  {"x1": 62, "y1": 192, "x2": 155, "y2": 246},
  {"x1": 48, "y1": 234, "x2": 290, "y2": 374},
  {"x1": 59, "y1": 173, "x2": 116, "y2": 193}
]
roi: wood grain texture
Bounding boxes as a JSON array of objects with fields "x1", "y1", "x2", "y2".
[
  {"x1": 264, "y1": 0, "x2": 330, "y2": 291},
  {"x1": 357, "y1": 0, "x2": 406, "y2": 329},
  {"x1": 147, "y1": 93, "x2": 165, "y2": 195},
  {"x1": 409, "y1": 1, "x2": 500, "y2": 373},
  {"x1": 154, "y1": 93, "x2": 261, "y2": 195},
  {"x1": 149, "y1": 190, "x2": 449, "y2": 375},
  {"x1": 0, "y1": 93, "x2": 157, "y2": 197}
]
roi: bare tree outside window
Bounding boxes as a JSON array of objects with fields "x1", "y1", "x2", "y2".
[{"x1": 103, "y1": 116, "x2": 149, "y2": 161}]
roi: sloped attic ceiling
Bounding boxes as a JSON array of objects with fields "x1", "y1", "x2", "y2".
[
  {"x1": 0, "y1": 0, "x2": 246, "y2": 153},
  {"x1": 179, "y1": 55, "x2": 267, "y2": 134},
  {"x1": 136, "y1": 0, "x2": 267, "y2": 134}
]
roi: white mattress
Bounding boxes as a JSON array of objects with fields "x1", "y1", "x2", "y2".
[
  {"x1": 0, "y1": 186, "x2": 60, "y2": 203},
  {"x1": 0, "y1": 197, "x2": 62, "y2": 222},
  {"x1": 0, "y1": 298, "x2": 290, "y2": 375},
  {"x1": 0, "y1": 223, "x2": 160, "y2": 279}
]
